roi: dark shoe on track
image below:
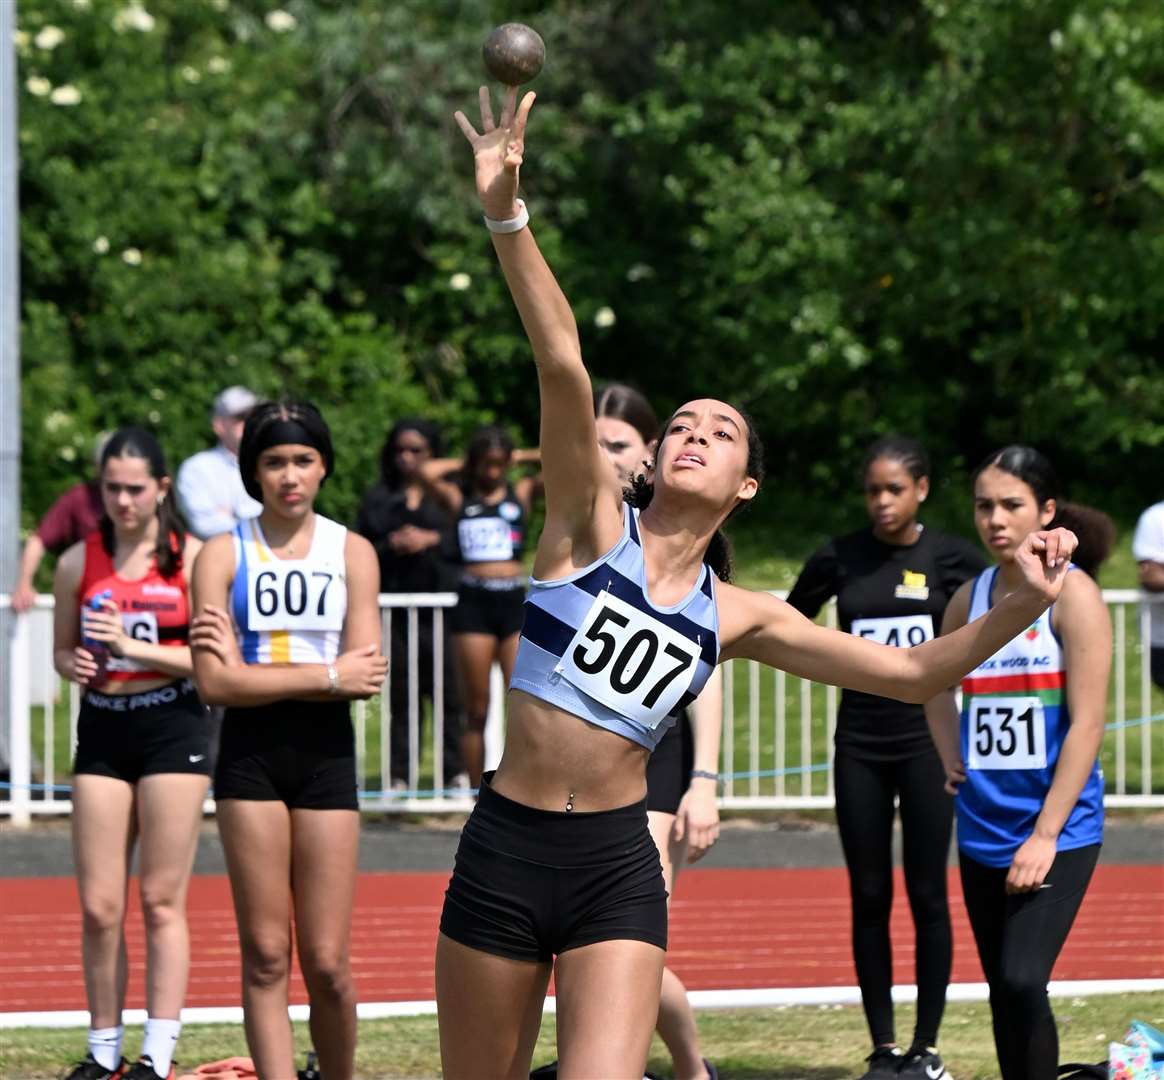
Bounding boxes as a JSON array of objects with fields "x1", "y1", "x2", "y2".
[
  {"x1": 297, "y1": 1051, "x2": 322, "y2": 1080},
  {"x1": 899, "y1": 1046, "x2": 950, "y2": 1080},
  {"x1": 859, "y1": 1046, "x2": 904, "y2": 1079},
  {"x1": 62, "y1": 1056, "x2": 126, "y2": 1080},
  {"x1": 122, "y1": 1058, "x2": 174, "y2": 1080}
]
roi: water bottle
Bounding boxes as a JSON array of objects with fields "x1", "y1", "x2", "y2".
[{"x1": 82, "y1": 588, "x2": 114, "y2": 683}]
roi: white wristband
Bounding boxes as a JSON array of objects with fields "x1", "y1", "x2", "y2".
[
  {"x1": 326, "y1": 663, "x2": 339, "y2": 695},
  {"x1": 483, "y1": 199, "x2": 528, "y2": 234}
]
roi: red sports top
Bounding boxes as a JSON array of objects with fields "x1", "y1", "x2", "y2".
[{"x1": 79, "y1": 531, "x2": 189, "y2": 683}]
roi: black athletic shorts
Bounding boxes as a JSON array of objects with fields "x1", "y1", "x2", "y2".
[
  {"x1": 73, "y1": 678, "x2": 212, "y2": 782},
  {"x1": 440, "y1": 773, "x2": 668, "y2": 963},
  {"x1": 214, "y1": 699, "x2": 358, "y2": 810},
  {"x1": 449, "y1": 576, "x2": 526, "y2": 638},
  {"x1": 645, "y1": 710, "x2": 694, "y2": 815}
]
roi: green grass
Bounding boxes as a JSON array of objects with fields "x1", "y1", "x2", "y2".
[{"x1": 2, "y1": 995, "x2": 1160, "y2": 1078}]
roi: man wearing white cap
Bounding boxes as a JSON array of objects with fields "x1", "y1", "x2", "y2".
[{"x1": 176, "y1": 386, "x2": 263, "y2": 539}]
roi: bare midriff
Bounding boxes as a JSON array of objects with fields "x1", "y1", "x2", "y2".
[{"x1": 490, "y1": 688, "x2": 650, "y2": 812}]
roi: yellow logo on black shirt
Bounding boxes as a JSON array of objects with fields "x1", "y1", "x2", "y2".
[{"x1": 895, "y1": 570, "x2": 930, "y2": 601}]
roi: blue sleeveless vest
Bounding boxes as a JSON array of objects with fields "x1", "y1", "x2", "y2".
[
  {"x1": 957, "y1": 566, "x2": 1104, "y2": 867},
  {"x1": 510, "y1": 505, "x2": 719, "y2": 750}
]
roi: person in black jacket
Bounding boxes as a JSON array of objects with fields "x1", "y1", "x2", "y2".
[
  {"x1": 356, "y1": 419, "x2": 466, "y2": 791},
  {"x1": 786, "y1": 436, "x2": 987, "y2": 1080}
]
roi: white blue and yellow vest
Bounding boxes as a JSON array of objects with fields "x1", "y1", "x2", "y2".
[{"x1": 230, "y1": 515, "x2": 348, "y2": 665}]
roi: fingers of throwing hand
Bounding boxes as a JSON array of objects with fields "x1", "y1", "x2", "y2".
[
  {"x1": 478, "y1": 85, "x2": 495, "y2": 132},
  {"x1": 499, "y1": 85, "x2": 517, "y2": 128}
]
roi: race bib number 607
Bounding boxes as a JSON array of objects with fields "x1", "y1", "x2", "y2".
[
  {"x1": 557, "y1": 590, "x2": 702, "y2": 729},
  {"x1": 967, "y1": 696, "x2": 1047, "y2": 770},
  {"x1": 246, "y1": 564, "x2": 344, "y2": 632}
]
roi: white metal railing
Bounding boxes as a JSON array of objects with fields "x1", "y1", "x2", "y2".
[{"x1": 2, "y1": 589, "x2": 1161, "y2": 823}]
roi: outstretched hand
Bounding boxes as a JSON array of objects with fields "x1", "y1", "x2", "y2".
[
  {"x1": 1013, "y1": 527, "x2": 1078, "y2": 603},
  {"x1": 454, "y1": 86, "x2": 536, "y2": 221}
]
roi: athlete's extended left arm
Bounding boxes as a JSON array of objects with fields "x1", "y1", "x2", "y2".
[
  {"x1": 1006, "y1": 573, "x2": 1111, "y2": 893},
  {"x1": 720, "y1": 528, "x2": 1078, "y2": 703}
]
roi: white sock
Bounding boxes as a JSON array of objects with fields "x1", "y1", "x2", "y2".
[
  {"x1": 87, "y1": 1026, "x2": 123, "y2": 1072},
  {"x1": 140, "y1": 1017, "x2": 181, "y2": 1076}
]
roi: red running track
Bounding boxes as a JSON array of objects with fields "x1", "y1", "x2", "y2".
[{"x1": 2, "y1": 865, "x2": 1161, "y2": 1012}]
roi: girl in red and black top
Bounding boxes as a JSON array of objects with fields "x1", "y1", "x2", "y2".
[{"x1": 53, "y1": 428, "x2": 206, "y2": 1080}]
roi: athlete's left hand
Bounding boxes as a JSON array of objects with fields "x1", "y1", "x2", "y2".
[
  {"x1": 674, "y1": 780, "x2": 720, "y2": 864},
  {"x1": 190, "y1": 604, "x2": 242, "y2": 666},
  {"x1": 80, "y1": 599, "x2": 129, "y2": 656},
  {"x1": 1007, "y1": 833, "x2": 1057, "y2": 893},
  {"x1": 1013, "y1": 527, "x2": 1078, "y2": 604}
]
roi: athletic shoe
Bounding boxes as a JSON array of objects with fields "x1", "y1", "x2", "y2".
[
  {"x1": 298, "y1": 1050, "x2": 322, "y2": 1080},
  {"x1": 703, "y1": 1060, "x2": 720, "y2": 1080},
  {"x1": 121, "y1": 1058, "x2": 173, "y2": 1080},
  {"x1": 61, "y1": 1056, "x2": 126, "y2": 1080},
  {"x1": 899, "y1": 1047, "x2": 950, "y2": 1080},
  {"x1": 859, "y1": 1046, "x2": 904, "y2": 1079}
]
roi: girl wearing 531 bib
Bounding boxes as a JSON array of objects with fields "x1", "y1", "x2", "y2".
[
  {"x1": 418, "y1": 424, "x2": 541, "y2": 788},
  {"x1": 190, "y1": 401, "x2": 387, "y2": 1080},
  {"x1": 441, "y1": 84, "x2": 1078, "y2": 1080},
  {"x1": 787, "y1": 437, "x2": 985, "y2": 1079},
  {"x1": 926, "y1": 446, "x2": 1112, "y2": 1080},
  {"x1": 53, "y1": 428, "x2": 206, "y2": 1080}
]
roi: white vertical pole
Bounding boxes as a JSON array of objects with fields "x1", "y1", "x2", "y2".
[
  {"x1": 721, "y1": 661, "x2": 734, "y2": 798},
  {"x1": 1140, "y1": 603, "x2": 1152, "y2": 796},
  {"x1": 1115, "y1": 603, "x2": 1126, "y2": 795},
  {"x1": 432, "y1": 606, "x2": 445, "y2": 793},
  {"x1": 0, "y1": 1, "x2": 24, "y2": 782},
  {"x1": 8, "y1": 613, "x2": 31, "y2": 826},
  {"x1": 407, "y1": 606, "x2": 419, "y2": 792},
  {"x1": 748, "y1": 660, "x2": 759, "y2": 798}
]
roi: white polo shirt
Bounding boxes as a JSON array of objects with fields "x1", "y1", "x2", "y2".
[
  {"x1": 177, "y1": 443, "x2": 262, "y2": 539},
  {"x1": 1132, "y1": 500, "x2": 1164, "y2": 647}
]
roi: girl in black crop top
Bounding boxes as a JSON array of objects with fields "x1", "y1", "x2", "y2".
[
  {"x1": 787, "y1": 437, "x2": 986, "y2": 1078},
  {"x1": 418, "y1": 425, "x2": 542, "y2": 787}
]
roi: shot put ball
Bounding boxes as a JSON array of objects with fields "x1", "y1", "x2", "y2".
[{"x1": 482, "y1": 22, "x2": 545, "y2": 86}]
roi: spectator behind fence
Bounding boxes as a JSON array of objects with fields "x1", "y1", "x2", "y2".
[
  {"x1": 176, "y1": 386, "x2": 262, "y2": 539},
  {"x1": 11, "y1": 432, "x2": 112, "y2": 613},
  {"x1": 1133, "y1": 498, "x2": 1164, "y2": 690},
  {"x1": 356, "y1": 419, "x2": 468, "y2": 791}
]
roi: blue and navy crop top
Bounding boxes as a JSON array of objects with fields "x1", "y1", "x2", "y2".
[{"x1": 510, "y1": 505, "x2": 719, "y2": 751}]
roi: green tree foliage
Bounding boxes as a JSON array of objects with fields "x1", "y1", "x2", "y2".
[{"x1": 16, "y1": 0, "x2": 1164, "y2": 538}]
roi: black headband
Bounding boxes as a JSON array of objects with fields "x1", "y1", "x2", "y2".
[{"x1": 251, "y1": 418, "x2": 323, "y2": 456}]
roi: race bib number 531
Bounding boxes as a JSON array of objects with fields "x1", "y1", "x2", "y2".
[
  {"x1": 967, "y1": 697, "x2": 1047, "y2": 770},
  {"x1": 557, "y1": 590, "x2": 702, "y2": 729}
]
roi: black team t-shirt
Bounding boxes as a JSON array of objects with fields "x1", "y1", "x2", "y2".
[{"x1": 785, "y1": 526, "x2": 988, "y2": 761}]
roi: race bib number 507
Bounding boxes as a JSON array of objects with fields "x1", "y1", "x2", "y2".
[
  {"x1": 557, "y1": 590, "x2": 702, "y2": 729},
  {"x1": 967, "y1": 696, "x2": 1047, "y2": 770}
]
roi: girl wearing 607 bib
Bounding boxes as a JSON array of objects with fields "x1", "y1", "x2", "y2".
[
  {"x1": 926, "y1": 446, "x2": 1111, "y2": 1080},
  {"x1": 190, "y1": 401, "x2": 387, "y2": 1080}
]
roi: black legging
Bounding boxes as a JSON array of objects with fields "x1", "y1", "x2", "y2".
[
  {"x1": 834, "y1": 748, "x2": 953, "y2": 1048},
  {"x1": 960, "y1": 844, "x2": 1099, "y2": 1080}
]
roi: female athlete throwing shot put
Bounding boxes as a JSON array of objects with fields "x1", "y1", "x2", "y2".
[{"x1": 439, "y1": 85, "x2": 1078, "y2": 1080}]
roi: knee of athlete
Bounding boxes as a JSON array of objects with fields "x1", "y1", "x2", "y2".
[
  {"x1": 300, "y1": 948, "x2": 354, "y2": 1001},
  {"x1": 465, "y1": 712, "x2": 487, "y2": 734},
  {"x1": 850, "y1": 878, "x2": 893, "y2": 922},
  {"x1": 80, "y1": 892, "x2": 126, "y2": 936},
  {"x1": 241, "y1": 935, "x2": 292, "y2": 988},
  {"x1": 998, "y1": 965, "x2": 1051, "y2": 1018},
  {"x1": 138, "y1": 885, "x2": 184, "y2": 934}
]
